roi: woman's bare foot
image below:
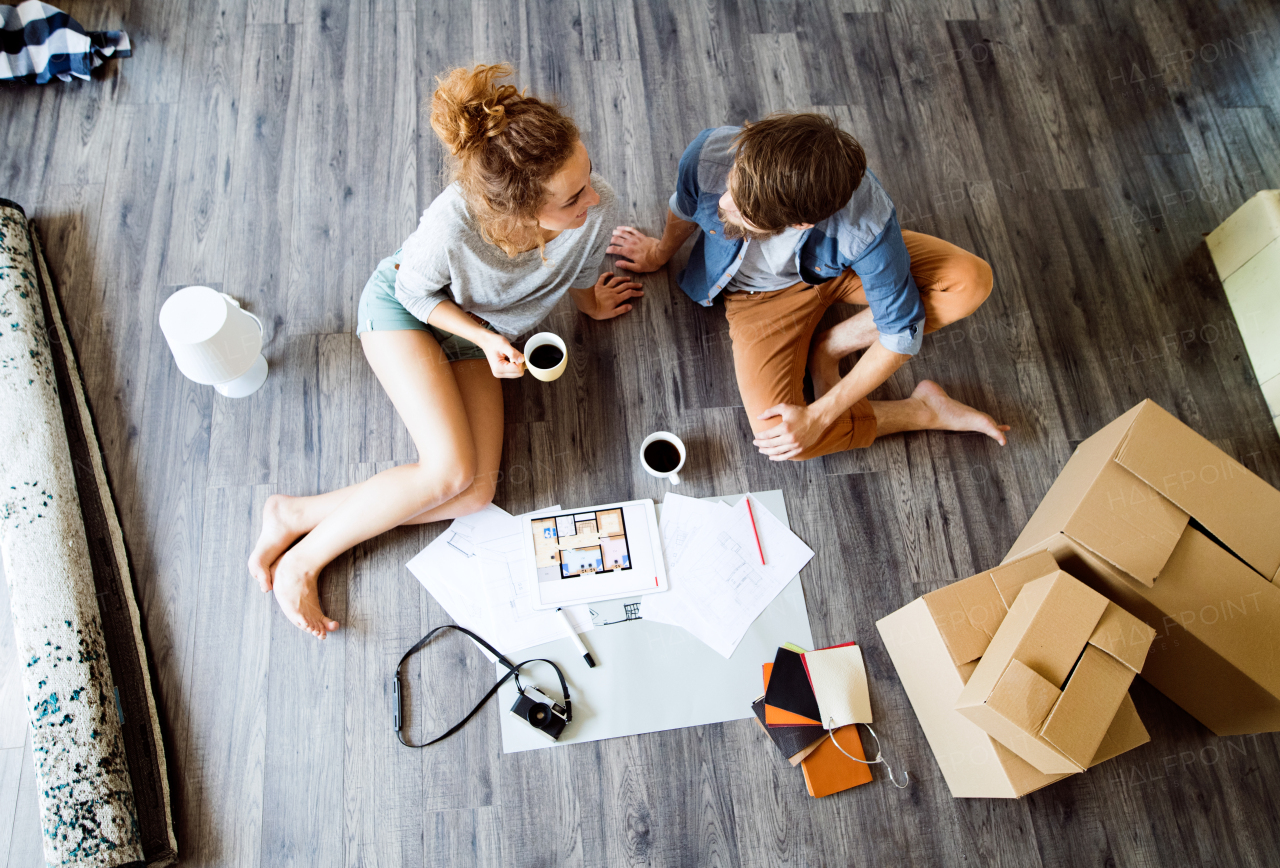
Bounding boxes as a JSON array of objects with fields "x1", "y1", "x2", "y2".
[
  {"x1": 912, "y1": 380, "x2": 1011, "y2": 445},
  {"x1": 807, "y1": 333, "x2": 844, "y2": 400},
  {"x1": 270, "y1": 548, "x2": 340, "y2": 640},
  {"x1": 248, "y1": 494, "x2": 308, "y2": 592}
]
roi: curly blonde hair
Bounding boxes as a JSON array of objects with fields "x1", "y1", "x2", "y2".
[{"x1": 431, "y1": 64, "x2": 580, "y2": 257}]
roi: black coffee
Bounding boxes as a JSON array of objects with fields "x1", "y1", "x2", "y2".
[
  {"x1": 529, "y1": 344, "x2": 564, "y2": 369},
  {"x1": 644, "y1": 439, "x2": 681, "y2": 473}
]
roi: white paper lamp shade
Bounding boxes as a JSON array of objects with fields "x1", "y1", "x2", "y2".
[{"x1": 159, "y1": 286, "x2": 268, "y2": 397}]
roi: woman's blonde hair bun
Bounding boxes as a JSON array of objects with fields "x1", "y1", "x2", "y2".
[{"x1": 431, "y1": 63, "x2": 522, "y2": 156}]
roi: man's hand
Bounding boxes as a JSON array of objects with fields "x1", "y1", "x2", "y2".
[
  {"x1": 478, "y1": 332, "x2": 526, "y2": 379},
  {"x1": 607, "y1": 226, "x2": 667, "y2": 273},
  {"x1": 577, "y1": 271, "x2": 644, "y2": 320},
  {"x1": 753, "y1": 403, "x2": 826, "y2": 461}
]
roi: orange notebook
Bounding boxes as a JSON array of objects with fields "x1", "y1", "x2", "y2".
[{"x1": 800, "y1": 725, "x2": 873, "y2": 797}]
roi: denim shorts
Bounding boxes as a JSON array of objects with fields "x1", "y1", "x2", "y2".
[{"x1": 356, "y1": 250, "x2": 493, "y2": 363}]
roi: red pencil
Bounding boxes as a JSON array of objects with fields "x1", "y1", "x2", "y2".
[{"x1": 745, "y1": 496, "x2": 766, "y2": 565}]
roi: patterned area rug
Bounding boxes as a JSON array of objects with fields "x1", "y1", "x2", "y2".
[{"x1": 0, "y1": 198, "x2": 176, "y2": 867}]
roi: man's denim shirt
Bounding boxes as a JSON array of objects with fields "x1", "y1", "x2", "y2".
[{"x1": 669, "y1": 126, "x2": 926, "y2": 355}]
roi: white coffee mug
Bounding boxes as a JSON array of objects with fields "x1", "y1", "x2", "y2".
[
  {"x1": 524, "y1": 332, "x2": 568, "y2": 382},
  {"x1": 639, "y1": 431, "x2": 686, "y2": 486}
]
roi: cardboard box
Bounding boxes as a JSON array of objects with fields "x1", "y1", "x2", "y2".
[
  {"x1": 1208, "y1": 190, "x2": 1280, "y2": 433},
  {"x1": 1207, "y1": 189, "x2": 1280, "y2": 281},
  {"x1": 1021, "y1": 531, "x2": 1280, "y2": 736},
  {"x1": 1011, "y1": 400, "x2": 1280, "y2": 584},
  {"x1": 921, "y1": 551, "x2": 1058, "y2": 666},
  {"x1": 1007, "y1": 399, "x2": 1280, "y2": 735},
  {"x1": 876, "y1": 553, "x2": 1150, "y2": 798},
  {"x1": 954, "y1": 571, "x2": 1155, "y2": 774}
]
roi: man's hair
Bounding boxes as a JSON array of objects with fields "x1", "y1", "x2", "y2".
[{"x1": 730, "y1": 113, "x2": 867, "y2": 232}]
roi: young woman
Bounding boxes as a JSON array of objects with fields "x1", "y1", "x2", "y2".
[{"x1": 248, "y1": 64, "x2": 642, "y2": 639}]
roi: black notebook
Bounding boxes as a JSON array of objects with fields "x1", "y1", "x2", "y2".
[
  {"x1": 763, "y1": 647, "x2": 823, "y2": 726},
  {"x1": 750, "y1": 696, "x2": 828, "y2": 765}
]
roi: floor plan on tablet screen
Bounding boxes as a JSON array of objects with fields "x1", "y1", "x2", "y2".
[
  {"x1": 523, "y1": 499, "x2": 667, "y2": 609},
  {"x1": 532, "y1": 508, "x2": 633, "y2": 581}
]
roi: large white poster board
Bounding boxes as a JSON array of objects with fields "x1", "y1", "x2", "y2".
[{"x1": 497, "y1": 490, "x2": 815, "y2": 753}]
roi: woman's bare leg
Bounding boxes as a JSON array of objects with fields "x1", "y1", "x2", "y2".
[
  {"x1": 260, "y1": 331, "x2": 500, "y2": 638},
  {"x1": 397, "y1": 358, "x2": 504, "y2": 523},
  {"x1": 246, "y1": 358, "x2": 503, "y2": 591}
]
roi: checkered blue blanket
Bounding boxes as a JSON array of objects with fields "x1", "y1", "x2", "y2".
[{"x1": 1, "y1": 1, "x2": 129, "y2": 84}]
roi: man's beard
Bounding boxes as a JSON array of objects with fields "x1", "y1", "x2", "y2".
[{"x1": 718, "y1": 207, "x2": 779, "y2": 242}]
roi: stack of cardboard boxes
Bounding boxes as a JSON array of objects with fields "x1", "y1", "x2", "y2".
[
  {"x1": 878, "y1": 399, "x2": 1280, "y2": 798},
  {"x1": 877, "y1": 552, "x2": 1154, "y2": 797},
  {"x1": 954, "y1": 567, "x2": 1154, "y2": 777}
]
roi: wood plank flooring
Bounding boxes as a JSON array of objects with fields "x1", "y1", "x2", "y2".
[{"x1": 3, "y1": 1, "x2": 1280, "y2": 865}]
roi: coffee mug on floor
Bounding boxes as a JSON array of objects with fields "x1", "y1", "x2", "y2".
[
  {"x1": 524, "y1": 332, "x2": 567, "y2": 382},
  {"x1": 640, "y1": 431, "x2": 686, "y2": 486}
]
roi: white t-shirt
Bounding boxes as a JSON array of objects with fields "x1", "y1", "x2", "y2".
[{"x1": 726, "y1": 226, "x2": 805, "y2": 293}]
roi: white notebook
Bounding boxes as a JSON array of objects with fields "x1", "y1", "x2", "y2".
[{"x1": 804, "y1": 645, "x2": 873, "y2": 729}]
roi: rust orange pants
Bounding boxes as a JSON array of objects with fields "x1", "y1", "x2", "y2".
[{"x1": 723, "y1": 230, "x2": 993, "y2": 460}]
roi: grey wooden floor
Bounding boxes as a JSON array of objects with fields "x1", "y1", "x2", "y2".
[{"x1": 4, "y1": 1, "x2": 1280, "y2": 866}]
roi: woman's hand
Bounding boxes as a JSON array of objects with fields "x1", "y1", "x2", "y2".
[
  {"x1": 576, "y1": 271, "x2": 644, "y2": 320},
  {"x1": 478, "y1": 332, "x2": 526, "y2": 378}
]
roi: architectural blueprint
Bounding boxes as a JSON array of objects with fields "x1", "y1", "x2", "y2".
[
  {"x1": 640, "y1": 494, "x2": 729, "y2": 627},
  {"x1": 405, "y1": 503, "x2": 593, "y2": 656},
  {"x1": 643, "y1": 494, "x2": 815, "y2": 657}
]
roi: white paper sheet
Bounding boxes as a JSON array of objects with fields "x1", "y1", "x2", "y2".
[
  {"x1": 406, "y1": 504, "x2": 592, "y2": 656},
  {"x1": 643, "y1": 493, "x2": 814, "y2": 657},
  {"x1": 633, "y1": 494, "x2": 726, "y2": 627},
  {"x1": 657, "y1": 493, "x2": 731, "y2": 569},
  {"x1": 476, "y1": 508, "x2": 594, "y2": 652},
  {"x1": 405, "y1": 505, "x2": 503, "y2": 637},
  {"x1": 642, "y1": 495, "x2": 727, "y2": 627}
]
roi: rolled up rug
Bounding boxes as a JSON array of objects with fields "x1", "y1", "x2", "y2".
[{"x1": 0, "y1": 198, "x2": 176, "y2": 867}]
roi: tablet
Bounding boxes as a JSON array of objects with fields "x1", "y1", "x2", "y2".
[{"x1": 522, "y1": 498, "x2": 668, "y2": 609}]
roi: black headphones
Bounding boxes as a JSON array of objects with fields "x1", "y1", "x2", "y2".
[{"x1": 393, "y1": 624, "x2": 572, "y2": 748}]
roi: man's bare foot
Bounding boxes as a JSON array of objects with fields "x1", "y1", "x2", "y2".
[
  {"x1": 248, "y1": 494, "x2": 308, "y2": 592},
  {"x1": 912, "y1": 380, "x2": 1011, "y2": 445},
  {"x1": 807, "y1": 332, "x2": 844, "y2": 400},
  {"x1": 270, "y1": 548, "x2": 340, "y2": 640}
]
